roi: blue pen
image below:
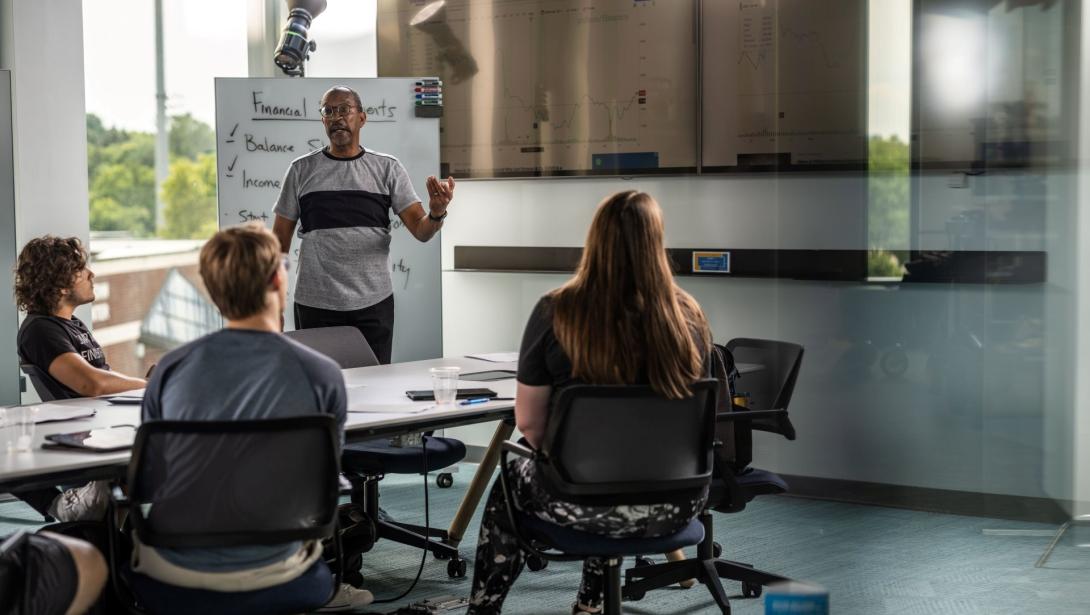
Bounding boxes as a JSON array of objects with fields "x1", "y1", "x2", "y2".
[{"x1": 459, "y1": 397, "x2": 491, "y2": 406}]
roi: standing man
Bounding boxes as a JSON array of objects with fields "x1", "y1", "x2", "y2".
[{"x1": 272, "y1": 85, "x2": 454, "y2": 364}]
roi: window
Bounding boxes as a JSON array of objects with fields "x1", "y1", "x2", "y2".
[{"x1": 83, "y1": 0, "x2": 246, "y2": 375}]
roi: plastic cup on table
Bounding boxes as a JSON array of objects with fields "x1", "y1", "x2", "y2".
[
  {"x1": 0, "y1": 407, "x2": 9, "y2": 452},
  {"x1": 8, "y1": 406, "x2": 35, "y2": 452},
  {"x1": 429, "y1": 366, "x2": 461, "y2": 405}
]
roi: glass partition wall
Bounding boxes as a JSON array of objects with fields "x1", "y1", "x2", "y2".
[{"x1": 433, "y1": 0, "x2": 1089, "y2": 610}]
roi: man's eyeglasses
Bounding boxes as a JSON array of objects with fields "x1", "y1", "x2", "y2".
[{"x1": 319, "y1": 104, "x2": 358, "y2": 118}]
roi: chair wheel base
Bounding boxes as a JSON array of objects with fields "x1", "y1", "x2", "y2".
[
  {"x1": 526, "y1": 554, "x2": 548, "y2": 572},
  {"x1": 447, "y1": 557, "x2": 468, "y2": 578}
]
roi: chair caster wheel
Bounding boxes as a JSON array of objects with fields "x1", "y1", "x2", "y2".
[
  {"x1": 625, "y1": 589, "x2": 646, "y2": 601},
  {"x1": 634, "y1": 556, "x2": 655, "y2": 568},
  {"x1": 526, "y1": 554, "x2": 548, "y2": 572},
  {"x1": 447, "y1": 557, "x2": 468, "y2": 578},
  {"x1": 742, "y1": 582, "x2": 762, "y2": 598},
  {"x1": 437, "y1": 473, "x2": 454, "y2": 488},
  {"x1": 712, "y1": 541, "x2": 723, "y2": 558}
]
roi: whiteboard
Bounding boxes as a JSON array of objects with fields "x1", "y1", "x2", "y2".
[{"x1": 214, "y1": 77, "x2": 442, "y2": 362}]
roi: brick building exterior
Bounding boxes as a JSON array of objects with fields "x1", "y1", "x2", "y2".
[{"x1": 88, "y1": 240, "x2": 218, "y2": 377}]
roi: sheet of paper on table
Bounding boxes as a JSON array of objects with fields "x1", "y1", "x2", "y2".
[{"x1": 466, "y1": 352, "x2": 519, "y2": 363}]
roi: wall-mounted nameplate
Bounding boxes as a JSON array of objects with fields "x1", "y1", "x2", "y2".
[
  {"x1": 692, "y1": 251, "x2": 730, "y2": 274},
  {"x1": 452, "y1": 247, "x2": 1047, "y2": 284}
]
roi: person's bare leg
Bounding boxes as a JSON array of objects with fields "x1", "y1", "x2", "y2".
[{"x1": 39, "y1": 532, "x2": 107, "y2": 615}]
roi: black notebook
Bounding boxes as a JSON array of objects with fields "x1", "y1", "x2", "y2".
[{"x1": 43, "y1": 425, "x2": 137, "y2": 452}]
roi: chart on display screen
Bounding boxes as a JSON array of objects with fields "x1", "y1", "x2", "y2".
[{"x1": 701, "y1": 0, "x2": 868, "y2": 171}]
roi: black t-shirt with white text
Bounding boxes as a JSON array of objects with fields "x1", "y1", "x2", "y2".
[{"x1": 18, "y1": 314, "x2": 109, "y2": 398}]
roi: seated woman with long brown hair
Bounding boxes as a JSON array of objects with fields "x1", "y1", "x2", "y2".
[{"x1": 466, "y1": 190, "x2": 712, "y2": 615}]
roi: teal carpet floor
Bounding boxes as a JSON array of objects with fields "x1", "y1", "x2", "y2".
[{"x1": 3, "y1": 464, "x2": 1088, "y2": 614}]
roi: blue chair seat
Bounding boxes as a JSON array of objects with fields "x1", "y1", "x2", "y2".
[
  {"x1": 737, "y1": 468, "x2": 789, "y2": 495},
  {"x1": 127, "y1": 557, "x2": 334, "y2": 615},
  {"x1": 709, "y1": 467, "x2": 788, "y2": 510},
  {"x1": 517, "y1": 514, "x2": 704, "y2": 558},
  {"x1": 342, "y1": 436, "x2": 466, "y2": 475}
]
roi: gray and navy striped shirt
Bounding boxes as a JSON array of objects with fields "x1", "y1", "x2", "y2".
[{"x1": 274, "y1": 147, "x2": 420, "y2": 311}]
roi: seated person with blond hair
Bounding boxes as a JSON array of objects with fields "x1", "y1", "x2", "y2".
[{"x1": 136, "y1": 222, "x2": 371, "y2": 612}]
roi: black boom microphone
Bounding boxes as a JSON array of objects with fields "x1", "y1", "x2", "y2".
[{"x1": 274, "y1": 0, "x2": 328, "y2": 76}]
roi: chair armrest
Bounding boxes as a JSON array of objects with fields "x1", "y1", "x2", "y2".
[
  {"x1": 717, "y1": 409, "x2": 787, "y2": 423},
  {"x1": 501, "y1": 440, "x2": 536, "y2": 460}
]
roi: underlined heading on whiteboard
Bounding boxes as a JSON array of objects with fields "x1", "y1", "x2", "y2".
[{"x1": 251, "y1": 118, "x2": 396, "y2": 123}]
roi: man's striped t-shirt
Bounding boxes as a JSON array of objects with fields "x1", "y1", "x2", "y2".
[{"x1": 273, "y1": 147, "x2": 420, "y2": 311}]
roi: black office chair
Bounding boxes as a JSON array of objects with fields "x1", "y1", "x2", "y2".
[
  {"x1": 499, "y1": 380, "x2": 718, "y2": 615},
  {"x1": 622, "y1": 339, "x2": 804, "y2": 614},
  {"x1": 283, "y1": 326, "x2": 468, "y2": 578},
  {"x1": 108, "y1": 416, "x2": 344, "y2": 615},
  {"x1": 19, "y1": 362, "x2": 71, "y2": 401}
]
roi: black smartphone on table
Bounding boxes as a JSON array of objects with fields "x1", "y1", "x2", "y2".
[{"x1": 405, "y1": 388, "x2": 497, "y2": 401}]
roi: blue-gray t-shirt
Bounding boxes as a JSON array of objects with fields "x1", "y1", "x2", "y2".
[{"x1": 141, "y1": 328, "x2": 347, "y2": 572}]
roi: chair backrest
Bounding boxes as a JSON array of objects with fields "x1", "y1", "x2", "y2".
[
  {"x1": 535, "y1": 380, "x2": 717, "y2": 506},
  {"x1": 18, "y1": 362, "x2": 72, "y2": 401},
  {"x1": 127, "y1": 416, "x2": 341, "y2": 549},
  {"x1": 725, "y1": 338, "x2": 804, "y2": 438},
  {"x1": 284, "y1": 326, "x2": 379, "y2": 369}
]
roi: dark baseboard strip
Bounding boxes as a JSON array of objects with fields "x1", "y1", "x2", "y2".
[
  {"x1": 462, "y1": 447, "x2": 1067, "y2": 523},
  {"x1": 452, "y1": 246, "x2": 1047, "y2": 284},
  {"x1": 779, "y1": 474, "x2": 1070, "y2": 524}
]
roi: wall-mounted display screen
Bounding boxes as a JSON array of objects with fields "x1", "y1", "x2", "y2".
[
  {"x1": 701, "y1": 0, "x2": 868, "y2": 171},
  {"x1": 378, "y1": 0, "x2": 699, "y2": 178},
  {"x1": 912, "y1": 0, "x2": 1070, "y2": 170}
]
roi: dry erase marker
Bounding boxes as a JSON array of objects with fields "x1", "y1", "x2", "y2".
[{"x1": 459, "y1": 397, "x2": 491, "y2": 406}]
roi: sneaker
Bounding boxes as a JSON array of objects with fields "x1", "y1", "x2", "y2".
[
  {"x1": 47, "y1": 480, "x2": 111, "y2": 522},
  {"x1": 316, "y1": 583, "x2": 375, "y2": 613}
]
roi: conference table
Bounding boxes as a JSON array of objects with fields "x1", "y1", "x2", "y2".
[
  {"x1": 0, "y1": 355, "x2": 763, "y2": 549},
  {"x1": 0, "y1": 356, "x2": 518, "y2": 548}
]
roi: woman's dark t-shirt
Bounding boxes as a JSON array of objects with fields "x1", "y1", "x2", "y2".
[{"x1": 517, "y1": 295, "x2": 707, "y2": 396}]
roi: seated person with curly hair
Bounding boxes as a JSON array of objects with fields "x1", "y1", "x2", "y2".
[{"x1": 11, "y1": 236, "x2": 145, "y2": 521}]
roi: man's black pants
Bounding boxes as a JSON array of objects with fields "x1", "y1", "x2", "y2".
[{"x1": 294, "y1": 295, "x2": 395, "y2": 365}]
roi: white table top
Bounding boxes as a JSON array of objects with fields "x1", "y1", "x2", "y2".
[
  {"x1": 0, "y1": 356, "x2": 517, "y2": 489},
  {"x1": 1, "y1": 357, "x2": 763, "y2": 489}
]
